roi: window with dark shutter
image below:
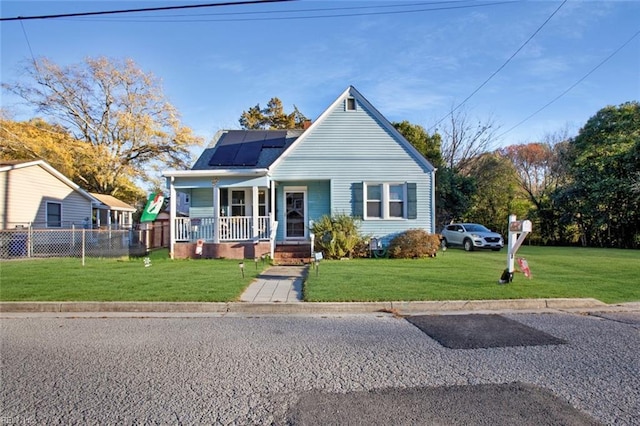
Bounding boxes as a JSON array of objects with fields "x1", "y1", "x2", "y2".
[
  {"x1": 407, "y1": 183, "x2": 417, "y2": 219},
  {"x1": 352, "y1": 182, "x2": 363, "y2": 218}
]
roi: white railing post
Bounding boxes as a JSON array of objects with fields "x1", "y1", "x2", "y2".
[
  {"x1": 212, "y1": 179, "x2": 220, "y2": 243},
  {"x1": 169, "y1": 177, "x2": 176, "y2": 259},
  {"x1": 252, "y1": 186, "x2": 259, "y2": 242}
]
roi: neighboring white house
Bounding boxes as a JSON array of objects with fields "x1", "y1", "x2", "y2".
[{"x1": 0, "y1": 160, "x2": 134, "y2": 229}]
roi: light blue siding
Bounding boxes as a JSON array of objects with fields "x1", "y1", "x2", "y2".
[
  {"x1": 189, "y1": 188, "x2": 214, "y2": 217},
  {"x1": 271, "y1": 97, "x2": 435, "y2": 239}
]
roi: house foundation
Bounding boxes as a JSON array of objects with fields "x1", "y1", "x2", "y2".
[{"x1": 173, "y1": 241, "x2": 271, "y2": 260}]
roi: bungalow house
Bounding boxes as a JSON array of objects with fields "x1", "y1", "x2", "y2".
[
  {"x1": 90, "y1": 193, "x2": 136, "y2": 230},
  {"x1": 0, "y1": 159, "x2": 134, "y2": 230},
  {"x1": 162, "y1": 86, "x2": 436, "y2": 260}
]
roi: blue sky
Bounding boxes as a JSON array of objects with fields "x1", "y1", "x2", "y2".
[{"x1": 2, "y1": 0, "x2": 639, "y2": 154}]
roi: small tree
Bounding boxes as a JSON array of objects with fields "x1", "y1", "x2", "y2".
[{"x1": 310, "y1": 214, "x2": 364, "y2": 259}]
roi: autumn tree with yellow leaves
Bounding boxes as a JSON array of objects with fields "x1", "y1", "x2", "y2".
[{"x1": 1, "y1": 57, "x2": 202, "y2": 204}]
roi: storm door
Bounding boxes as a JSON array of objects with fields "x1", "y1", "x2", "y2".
[{"x1": 284, "y1": 188, "x2": 307, "y2": 239}]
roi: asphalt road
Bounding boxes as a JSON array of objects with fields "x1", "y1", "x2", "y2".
[{"x1": 1, "y1": 312, "x2": 639, "y2": 425}]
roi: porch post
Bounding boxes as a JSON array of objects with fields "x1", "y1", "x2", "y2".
[
  {"x1": 212, "y1": 178, "x2": 220, "y2": 243},
  {"x1": 252, "y1": 185, "x2": 259, "y2": 241},
  {"x1": 169, "y1": 177, "x2": 176, "y2": 259},
  {"x1": 270, "y1": 181, "x2": 276, "y2": 228}
]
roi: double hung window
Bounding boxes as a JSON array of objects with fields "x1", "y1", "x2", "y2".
[
  {"x1": 46, "y1": 202, "x2": 62, "y2": 228},
  {"x1": 231, "y1": 190, "x2": 245, "y2": 216},
  {"x1": 364, "y1": 183, "x2": 407, "y2": 220}
]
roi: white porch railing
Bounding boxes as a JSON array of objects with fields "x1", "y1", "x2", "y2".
[{"x1": 174, "y1": 216, "x2": 270, "y2": 242}]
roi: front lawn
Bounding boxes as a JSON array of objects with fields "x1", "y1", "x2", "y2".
[
  {"x1": 304, "y1": 246, "x2": 640, "y2": 304},
  {"x1": 1, "y1": 247, "x2": 638, "y2": 304},
  {"x1": 0, "y1": 249, "x2": 265, "y2": 302}
]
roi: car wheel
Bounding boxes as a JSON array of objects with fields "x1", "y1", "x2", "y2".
[
  {"x1": 463, "y1": 238, "x2": 474, "y2": 252},
  {"x1": 441, "y1": 238, "x2": 448, "y2": 249}
]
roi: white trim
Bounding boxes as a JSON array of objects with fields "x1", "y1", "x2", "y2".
[
  {"x1": 162, "y1": 169, "x2": 268, "y2": 178},
  {"x1": 283, "y1": 186, "x2": 308, "y2": 240}
]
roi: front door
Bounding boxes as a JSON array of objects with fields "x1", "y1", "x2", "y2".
[{"x1": 285, "y1": 188, "x2": 307, "y2": 239}]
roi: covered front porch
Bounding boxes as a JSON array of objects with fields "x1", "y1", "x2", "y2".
[{"x1": 164, "y1": 170, "x2": 315, "y2": 260}]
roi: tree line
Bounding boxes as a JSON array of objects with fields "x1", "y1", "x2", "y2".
[
  {"x1": 394, "y1": 103, "x2": 639, "y2": 249},
  {"x1": 1, "y1": 57, "x2": 638, "y2": 248}
]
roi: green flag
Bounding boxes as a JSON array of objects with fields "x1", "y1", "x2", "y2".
[{"x1": 140, "y1": 193, "x2": 165, "y2": 222}]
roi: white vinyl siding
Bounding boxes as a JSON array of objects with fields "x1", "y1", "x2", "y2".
[{"x1": 0, "y1": 164, "x2": 93, "y2": 228}]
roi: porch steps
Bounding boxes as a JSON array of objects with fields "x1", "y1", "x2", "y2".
[{"x1": 274, "y1": 243, "x2": 312, "y2": 265}]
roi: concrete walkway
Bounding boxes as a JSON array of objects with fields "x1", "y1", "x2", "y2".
[{"x1": 240, "y1": 265, "x2": 307, "y2": 303}]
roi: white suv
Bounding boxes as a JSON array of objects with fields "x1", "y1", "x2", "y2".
[{"x1": 440, "y1": 223, "x2": 504, "y2": 251}]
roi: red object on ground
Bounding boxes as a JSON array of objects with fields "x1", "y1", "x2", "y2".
[{"x1": 517, "y1": 257, "x2": 532, "y2": 279}]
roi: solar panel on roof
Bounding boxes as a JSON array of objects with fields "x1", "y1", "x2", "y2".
[
  {"x1": 218, "y1": 131, "x2": 246, "y2": 146},
  {"x1": 207, "y1": 130, "x2": 292, "y2": 168},
  {"x1": 233, "y1": 141, "x2": 263, "y2": 166},
  {"x1": 262, "y1": 132, "x2": 287, "y2": 148},
  {"x1": 242, "y1": 131, "x2": 267, "y2": 144},
  {"x1": 208, "y1": 143, "x2": 241, "y2": 166}
]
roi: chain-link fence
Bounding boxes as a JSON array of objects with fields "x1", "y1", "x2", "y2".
[{"x1": 0, "y1": 226, "x2": 146, "y2": 260}]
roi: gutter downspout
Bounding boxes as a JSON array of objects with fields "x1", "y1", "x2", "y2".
[{"x1": 431, "y1": 169, "x2": 437, "y2": 234}]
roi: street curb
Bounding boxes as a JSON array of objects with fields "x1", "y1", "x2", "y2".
[{"x1": 2, "y1": 298, "x2": 636, "y2": 316}]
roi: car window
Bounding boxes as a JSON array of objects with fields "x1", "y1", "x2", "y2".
[{"x1": 465, "y1": 224, "x2": 489, "y2": 232}]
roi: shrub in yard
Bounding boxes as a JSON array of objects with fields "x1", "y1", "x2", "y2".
[
  {"x1": 311, "y1": 213, "x2": 365, "y2": 259},
  {"x1": 388, "y1": 229, "x2": 441, "y2": 258}
]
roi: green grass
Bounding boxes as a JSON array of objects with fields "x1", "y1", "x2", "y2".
[
  {"x1": 304, "y1": 246, "x2": 640, "y2": 304},
  {"x1": 1, "y1": 247, "x2": 638, "y2": 304},
  {"x1": 0, "y1": 249, "x2": 267, "y2": 302}
]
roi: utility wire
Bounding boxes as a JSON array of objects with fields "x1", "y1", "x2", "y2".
[
  {"x1": 19, "y1": 21, "x2": 37, "y2": 63},
  {"x1": 2, "y1": 1, "x2": 519, "y2": 23},
  {"x1": 498, "y1": 28, "x2": 640, "y2": 139},
  {"x1": 0, "y1": 0, "x2": 295, "y2": 21},
  {"x1": 77, "y1": 1, "x2": 475, "y2": 19},
  {"x1": 429, "y1": 0, "x2": 566, "y2": 132},
  {"x1": 66, "y1": 1, "x2": 518, "y2": 23}
]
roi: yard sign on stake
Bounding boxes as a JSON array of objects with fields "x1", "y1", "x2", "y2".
[{"x1": 499, "y1": 214, "x2": 532, "y2": 284}]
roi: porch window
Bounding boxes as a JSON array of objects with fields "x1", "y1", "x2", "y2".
[
  {"x1": 231, "y1": 190, "x2": 245, "y2": 216},
  {"x1": 46, "y1": 202, "x2": 62, "y2": 228},
  {"x1": 258, "y1": 190, "x2": 267, "y2": 216}
]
